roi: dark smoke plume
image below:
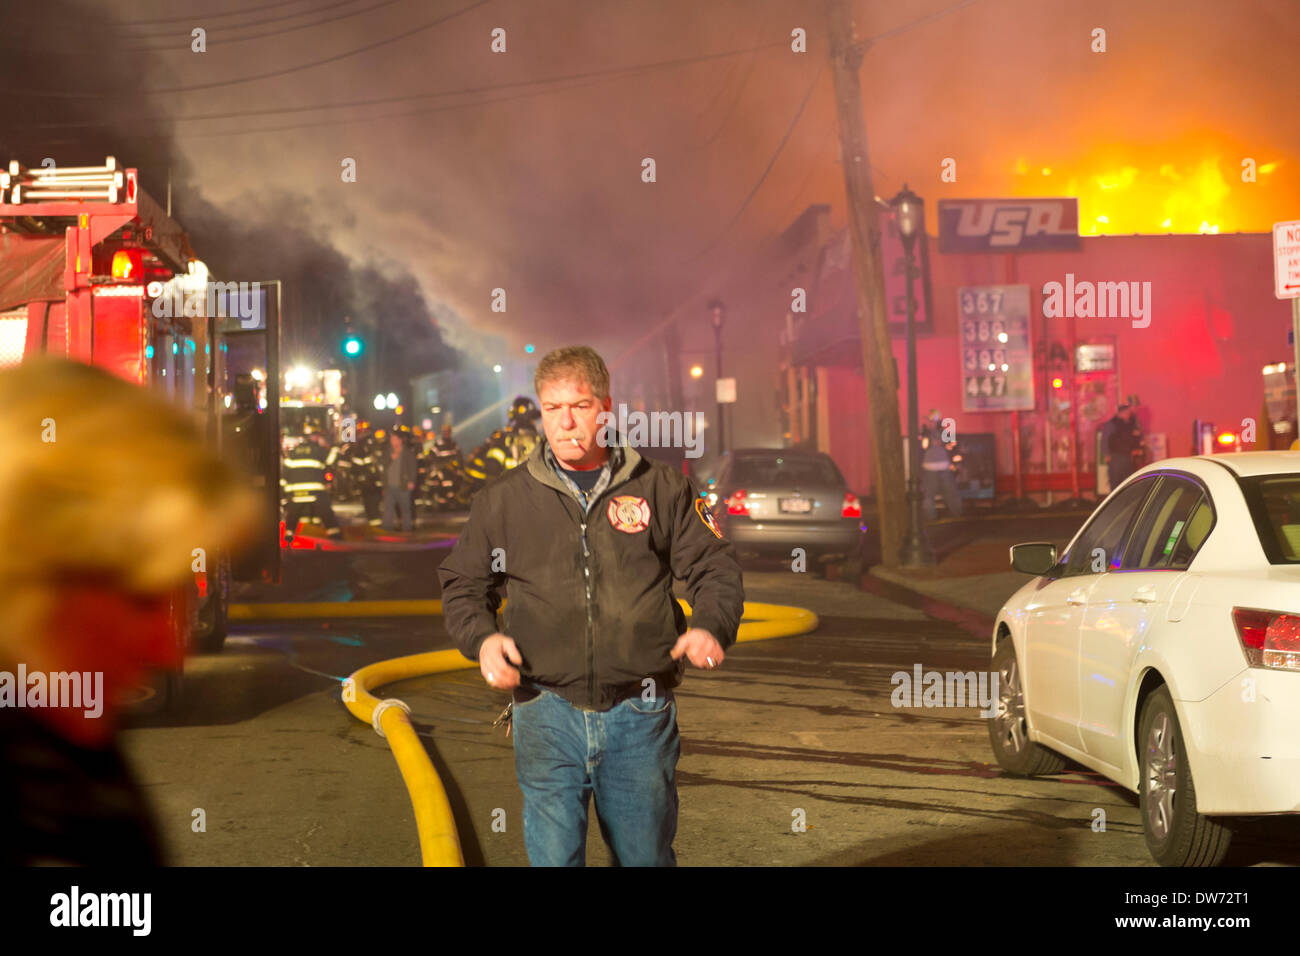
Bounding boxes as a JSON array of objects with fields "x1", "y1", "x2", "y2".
[{"x1": 0, "y1": 0, "x2": 459, "y2": 397}]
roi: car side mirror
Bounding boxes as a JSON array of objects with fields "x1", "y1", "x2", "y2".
[{"x1": 1010, "y1": 542, "x2": 1058, "y2": 576}]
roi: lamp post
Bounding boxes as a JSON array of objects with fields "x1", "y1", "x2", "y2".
[
  {"x1": 892, "y1": 184, "x2": 934, "y2": 566},
  {"x1": 708, "y1": 299, "x2": 726, "y2": 455}
]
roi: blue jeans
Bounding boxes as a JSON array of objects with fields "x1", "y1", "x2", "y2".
[
  {"x1": 510, "y1": 683, "x2": 680, "y2": 866},
  {"x1": 382, "y1": 485, "x2": 413, "y2": 531}
]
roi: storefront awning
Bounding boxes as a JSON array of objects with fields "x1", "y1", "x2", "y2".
[{"x1": 793, "y1": 259, "x2": 863, "y2": 368}]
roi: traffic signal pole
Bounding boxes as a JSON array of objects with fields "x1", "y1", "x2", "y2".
[{"x1": 825, "y1": 0, "x2": 908, "y2": 567}]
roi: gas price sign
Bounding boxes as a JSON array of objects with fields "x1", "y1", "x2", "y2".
[{"x1": 958, "y1": 284, "x2": 1033, "y2": 412}]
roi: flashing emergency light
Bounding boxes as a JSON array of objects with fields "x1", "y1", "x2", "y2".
[
  {"x1": 1217, "y1": 431, "x2": 1237, "y2": 447},
  {"x1": 111, "y1": 248, "x2": 142, "y2": 281},
  {"x1": 343, "y1": 336, "x2": 363, "y2": 356}
]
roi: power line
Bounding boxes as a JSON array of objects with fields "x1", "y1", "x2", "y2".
[
  {"x1": 682, "y1": 62, "x2": 825, "y2": 264},
  {"x1": 683, "y1": 4, "x2": 776, "y2": 153},
  {"x1": 29, "y1": 38, "x2": 790, "y2": 131},
  {"x1": 179, "y1": 73, "x2": 627, "y2": 138},
  {"x1": 864, "y1": 0, "x2": 985, "y2": 45},
  {"x1": 28, "y1": 70, "x2": 643, "y2": 151},
  {"x1": 118, "y1": 0, "x2": 321, "y2": 26},
  {"x1": 124, "y1": 0, "x2": 387, "y2": 43},
  {"x1": 601, "y1": 0, "x2": 996, "y2": 371},
  {"x1": 15, "y1": 0, "x2": 493, "y2": 97},
  {"x1": 143, "y1": 0, "x2": 490, "y2": 93},
  {"x1": 608, "y1": 65, "x2": 826, "y2": 372}
]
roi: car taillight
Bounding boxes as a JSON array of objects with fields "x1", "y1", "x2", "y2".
[
  {"x1": 727, "y1": 489, "x2": 749, "y2": 515},
  {"x1": 841, "y1": 491, "x2": 861, "y2": 518},
  {"x1": 195, "y1": 571, "x2": 208, "y2": 599},
  {"x1": 1232, "y1": 607, "x2": 1300, "y2": 671}
]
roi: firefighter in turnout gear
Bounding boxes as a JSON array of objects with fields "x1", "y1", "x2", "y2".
[
  {"x1": 343, "y1": 422, "x2": 384, "y2": 525},
  {"x1": 282, "y1": 425, "x2": 343, "y2": 543}
]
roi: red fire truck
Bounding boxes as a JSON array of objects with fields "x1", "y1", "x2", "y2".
[{"x1": 0, "y1": 157, "x2": 281, "y2": 690}]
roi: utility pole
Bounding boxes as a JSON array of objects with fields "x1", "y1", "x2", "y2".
[{"x1": 825, "y1": 0, "x2": 908, "y2": 566}]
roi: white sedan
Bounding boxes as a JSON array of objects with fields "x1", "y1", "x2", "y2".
[{"x1": 988, "y1": 452, "x2": 1300, "y2": 866}]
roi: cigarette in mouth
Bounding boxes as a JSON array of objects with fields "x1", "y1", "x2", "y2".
[{"x1": 570, "y1": 438, "x2": 580, "y2": 446}]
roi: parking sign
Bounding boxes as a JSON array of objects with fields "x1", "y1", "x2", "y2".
[{"x1": 1274, "y1": 221, "x2": 1300, "y2": 299}]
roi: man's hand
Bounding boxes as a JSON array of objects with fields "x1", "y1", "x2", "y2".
[
  {"x1": 670, "y1": 628, "x2": 724, "y2": 670},
  {"x1": 479, "y1": 633, "x2": 523, "y2": 690}
]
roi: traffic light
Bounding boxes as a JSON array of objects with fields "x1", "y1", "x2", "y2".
[{"x1": 343, "y1": 335, "x2": 363, "y2": 357}]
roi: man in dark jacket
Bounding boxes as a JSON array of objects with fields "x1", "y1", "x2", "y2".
[
  {"x1": 1104, "y1": 402, "x2": 1144, "y2": 490},
  {"x1": 438, "y1": 346, "x2": 744, "y2": 866},
  {"x1": 382, "y1": 430, "x2": 417, "y2": 532}
]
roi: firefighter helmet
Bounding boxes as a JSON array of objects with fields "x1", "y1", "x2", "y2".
[{"x1": 509, "y1": 395, "x2": 540, "y2": 424}]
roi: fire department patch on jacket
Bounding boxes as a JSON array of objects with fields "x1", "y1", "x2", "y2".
[
  {"x1": 607, "y1": 495, "x2": 651, "y2": 533},
  {"x1": 695, "y1": 498, "x2": 723, "y2": 538}
]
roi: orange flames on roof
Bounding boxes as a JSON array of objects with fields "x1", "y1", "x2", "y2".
[{"x1": 1013, "y1": 155, "x2": 1279, "y2": 236}]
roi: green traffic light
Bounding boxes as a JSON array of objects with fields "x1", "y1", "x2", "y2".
[{"x1": 343, "y1": 336, "x2": 363, "y2": 356}]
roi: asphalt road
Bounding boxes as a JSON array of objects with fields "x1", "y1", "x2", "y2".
[{"x1": 119, "y1": 524, "x2": 1300, "y2": 867}]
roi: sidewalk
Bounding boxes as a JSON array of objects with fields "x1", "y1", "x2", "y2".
[{"x1": 866, "y1": 513, "x2": 1086, "y2": 623}]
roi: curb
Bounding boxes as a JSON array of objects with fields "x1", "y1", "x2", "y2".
[{"x1": 860, "y1": 569, "x2": 996, "y2": 641}]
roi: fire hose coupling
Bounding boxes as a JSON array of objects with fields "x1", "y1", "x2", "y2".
[{"x1": 370, "y1": 697, "x2": 412, "y2": 738}]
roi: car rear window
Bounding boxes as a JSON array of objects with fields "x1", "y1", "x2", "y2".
[
  {"x1": 1241, "y1": 476, "x2": 1300, "y2": 564},
  {"x1": 731, "y1": 454, "x2": 843, "y2": 487}
]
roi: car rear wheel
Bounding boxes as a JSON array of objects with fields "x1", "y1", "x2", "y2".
[
  {"x1": 988, "y1": 638, "x2": 1066, "y2": 776},
  {"x1": 1138, "y1": 687, "x2": 1232, "y2": 867}
]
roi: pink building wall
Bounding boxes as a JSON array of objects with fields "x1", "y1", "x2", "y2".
[{"x1": 823, "y1": 233, "x2": 1291, "y2": 494}]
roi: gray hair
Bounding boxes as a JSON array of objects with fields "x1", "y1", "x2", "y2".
[{"x1": 534, "y1": 346, "x2": 610, "y2": 401}]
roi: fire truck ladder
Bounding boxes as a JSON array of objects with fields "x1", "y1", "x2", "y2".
[{"x1": 0, "y1": 156, "x2": 135, "y2": 207}]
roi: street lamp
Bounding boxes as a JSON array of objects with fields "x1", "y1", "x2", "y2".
[
  {"x1": 892, "y1": 183, "x2": 935, "y2": 566},
  {"x1": 708, "y1": 299, "x2": 726, "y2": 455}
]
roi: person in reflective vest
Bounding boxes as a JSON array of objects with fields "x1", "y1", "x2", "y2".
[{"x1": 282, "y1": 427, "x2": 343, "y2": 542}]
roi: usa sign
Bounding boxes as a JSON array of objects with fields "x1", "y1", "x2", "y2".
[{"x1": 938, "y1": 198, "x2": 1080, "y2": 253}]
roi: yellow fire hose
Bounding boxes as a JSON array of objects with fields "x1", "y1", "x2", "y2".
[{"x1": 233, "y1": 598, "x2": 818, "y2": 866}]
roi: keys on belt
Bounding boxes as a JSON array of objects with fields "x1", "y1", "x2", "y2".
[{"x1": 492, "y1": 701, "x2": 513, "y2": 737}]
